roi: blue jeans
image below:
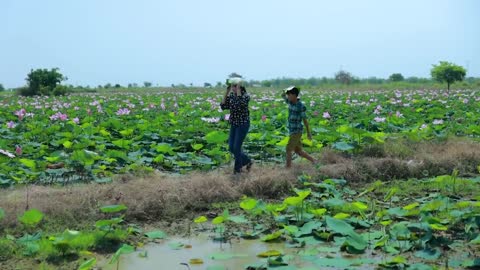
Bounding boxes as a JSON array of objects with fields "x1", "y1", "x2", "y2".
[{"x1": 228, "y1": 123, "x2": 251, "y2": 173}]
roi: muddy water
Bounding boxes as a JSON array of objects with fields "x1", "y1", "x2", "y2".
[{"x1": 107, "y1": 234, "x2": 378, "y2": 270}]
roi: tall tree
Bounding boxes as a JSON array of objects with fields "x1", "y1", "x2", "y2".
[
  {"x1": 389, "y1": 73, "x2": 404, "y2": 82},
  {"x1": 143, "y1": 82, "x2": 152, "y2": 88},
  {"x1": 335, "y1": 70, "x2": 354, "y2": 85},
  {"x1": 20, "y1": 68, "x2": 66, "y2": 96},
  {"x1": 431, "y1": 61, "x2": 466, "y2": 92}
]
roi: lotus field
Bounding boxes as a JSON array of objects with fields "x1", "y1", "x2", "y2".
[{"x1": 1, "y1": 88, "x2": 479, "y2": 186}]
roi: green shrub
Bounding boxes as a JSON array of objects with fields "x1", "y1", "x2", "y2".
[
  {"x1": 52, "y1": 85, "x2": 68, "y2": 96},
  {"x1": 0, "y1": 238, "x2": 15, "y2": 261},
  {"x1": 17, "y1": 86, "x2": 36, "y2": 96}
]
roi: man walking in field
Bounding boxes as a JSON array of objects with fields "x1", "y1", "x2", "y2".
[{"x1": 282, "y1": 86, "x2": 317, "y2": 168}]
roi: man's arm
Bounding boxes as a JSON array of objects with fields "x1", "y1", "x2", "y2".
[
  {"x1": 303, "y1": 118, "x2": 312, "y2": 140},
  {"x1": 301, "y1": 104, "x2": 311, "y2": 140}
]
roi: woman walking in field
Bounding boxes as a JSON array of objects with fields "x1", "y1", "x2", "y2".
[{"x1": 220, "y1": 78, "x2": 253, "y2": 175}]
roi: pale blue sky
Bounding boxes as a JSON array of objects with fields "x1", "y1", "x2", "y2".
[{"x1": 1, "y1": 0, "x2": 479, "y2": 88}]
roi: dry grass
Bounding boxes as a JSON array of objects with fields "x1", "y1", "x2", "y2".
[
  {"x1": 318, "y1": 138, "x2": 480, "y2": 181},
  {"x1": 1, "y1": 138, "x2": 479, "y2": 232},
  {"x1": 0, "y1": 166, "x2": 297, "y2": 231}
]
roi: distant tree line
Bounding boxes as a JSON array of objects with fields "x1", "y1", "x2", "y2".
[
  {"x1": 5, "y1": 61, "x2": 476, "y2": 96},
  {"x1": 243, "y1": 74, "x2": 438, "y2": 88},
  {"x1": 214, "y1": 62, "x2": 473, "y2": 90}
]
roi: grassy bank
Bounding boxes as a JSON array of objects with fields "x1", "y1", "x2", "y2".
[
  {"x1": 1, "y1": 138, "x2": 479, "y2": 269},
  {"x1": 2, "y1": 138, "x2": 479, "y2": 231}
]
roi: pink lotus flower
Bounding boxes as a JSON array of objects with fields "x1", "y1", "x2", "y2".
[
  {"x1": 323, "y1": 112, "x2": 331, "y2": 119},
  {"x1": 89, "y1": 100, "x2": 100, "y2": 106},
  {"x1": 433, "y1": 119, "x2": 444, "y2": 125},
  {"x1": 201, "y1": 117, "x2": 220, "y2": 123},
  {"x1": 161, "y1": 98, "x2": 166, "y2": 110},
  {"x1": 50, "y1": 112, "x2": 68, "y2": 121},
  {"x1": 0, "y1": 149, "x2": 15, "y2": 158},
  {"x1": 420, "y1": 124, "x2": 428, "y2": 130},
  {"x1": 224, "y1": 114, "x2": 230, "y2": 121},
  {"x1": 395, "y1": 111, "x2": 403, "y2": 118},
  {"x1": 116, "y1": 108, "x2": 131, "y2": 115},
  {"x1": 7, "y1": 121, "x2": 16, "y2": 129},
  {"x1": 374, "y1": 117, "x2": 386, "y2": 123},
  {"x1": 73, "y1": 117, "x2": 80, "y2": 124},
  {"x1": 15, "y1": 145, "x2": 22, "y2": 156},
  {"x1": 261, "y1": 115, "x2": 267, "y2": 122},
  {"x1": 15, "y1": 109, "x2": 26, "y2": 120}
]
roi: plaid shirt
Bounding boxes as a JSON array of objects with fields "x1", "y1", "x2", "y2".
[{"x1": 284, "y1": 97, "x2": 307, "y2": 135}]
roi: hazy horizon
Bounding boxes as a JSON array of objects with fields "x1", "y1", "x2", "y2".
[{"x1": 1, "y1": 0, "x2": 479, "y2": 88}]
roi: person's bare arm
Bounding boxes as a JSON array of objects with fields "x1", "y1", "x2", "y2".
[{"x1": 303, "y1": 118, "x2": 312, "y2": 140}]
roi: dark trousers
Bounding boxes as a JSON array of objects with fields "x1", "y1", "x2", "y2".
[{"x1": 228, "y1": 123, "x2": 251, "y2": 173}]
